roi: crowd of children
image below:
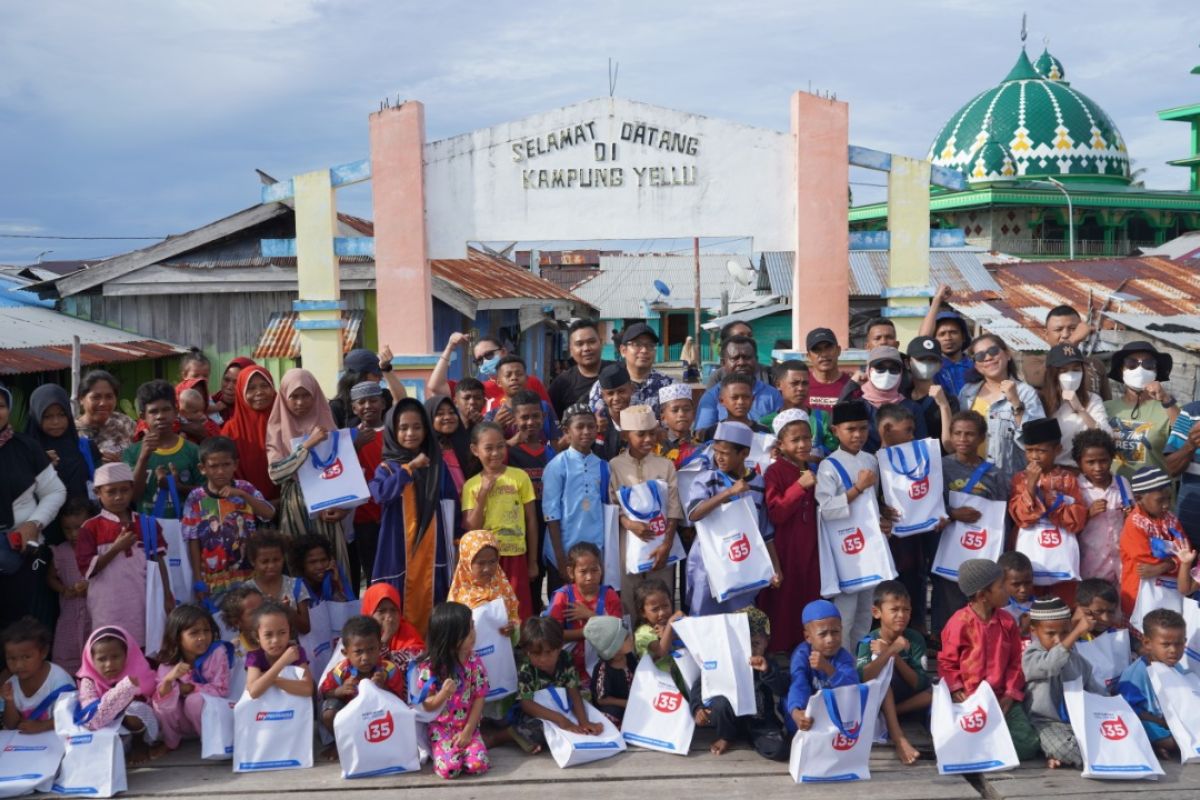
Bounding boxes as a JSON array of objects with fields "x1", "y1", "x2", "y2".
[{"x1": 3, "y1": 311, "x2": 1200, "y2": 785}]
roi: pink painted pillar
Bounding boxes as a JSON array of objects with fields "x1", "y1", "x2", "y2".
[
  {"x1": 791, "y1": 92, "x2": 850, "y2": 348},
  {"x1": 369, "y1": 103, "x2": 434, "y2": 378}
]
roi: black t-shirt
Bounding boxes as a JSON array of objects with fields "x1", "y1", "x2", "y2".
[{"x1": 548, "y1": 361, "x2": 612, "y2": 419}]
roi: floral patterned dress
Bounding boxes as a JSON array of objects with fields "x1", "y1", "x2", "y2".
[{"x1": 413, "y1": 653, "x2": 490, "y2": 779}]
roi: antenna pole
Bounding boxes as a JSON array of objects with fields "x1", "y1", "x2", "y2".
[{"x1": 693, "y1": 237, "x2": 702, "y2": 371}]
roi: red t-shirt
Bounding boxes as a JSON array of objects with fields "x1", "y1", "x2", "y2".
[
  {"x1": 447, "y1": 375, "x2": 551, "y2": 412},
  {"x1": 807, "y1": 373, "x2": 852, "y2": 413},
  {"x1": 546, "y1": 584, "x2": 623, "y2": 684},
  {"x1": 354, "y1": 431, "x2": 384, "y2": 524}
]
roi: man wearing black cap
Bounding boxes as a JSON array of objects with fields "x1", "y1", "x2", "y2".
[
  {"x1": 587, "y1": 322, "x2": 674, "y2": 421},
  {"x1": 805, "y1": 327, "x2": 855, "y2": 413}
]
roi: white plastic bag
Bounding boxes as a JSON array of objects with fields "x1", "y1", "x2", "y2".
[
  {"x1": 298, "y1": 593, "x2": 334, "y2": 685},
  {"x1": 333, "y1": 680, "x2": 421, "y2": 779},
  {"x1": 816, "y1": 458, "x2": 896, "y2": 596},
  {"x1": 1076, "y1": 630, "x2": 1133, "y2": 694},
  {"x1": 878, "y1": 438, "x2": 945, "y2": 536},
  {"x1": 1182, "y1": 599, "x2": 1200, "y2": 672},
  {"x1": 200, "y1": 693, "x2": 236, "y2": 761},
  {"x1": 1015, "y1": 519, "x2": 1080, "y2": 586},
  {"x1": 672, "y1": 613, "x2": 755, "y2": 716},
  {"x1": 472, "y1": 598, "x2": 518, "y2": 700},
  {"x1": 1130, "y1": 576, "x2": 1183, "y2": 634},
  {"x1": 620, "y1": 654, "x2": 695, "y2": 755},
  {"x1": 619, "y1": 480, "x2": 685, "y2": 574},
  {"x1": 0, "y1": 730, "x2": 62, "y2": 798},
  {"x1": 788, "y1": 661, "x2": 891, "y2": 783},
  {"x1": 671, "y1": 640, "x2": 701, "y2": 691},
  {"x1": 232, "y1": 666, "x2": 314, "y2": 772},
  {"x1": 533, "y1": 687, "x2": 626, "y2": 768},
  {"x1": 293, "y1": 429, "x2": 371, "y2": 516},
  {"x1": 931, "y1": 492, "x2": 1007, "y2": 579},
  {"x1": 930, "y1": 680, "x2": 1019, "y2": 775},
  {"x1": 693, "y1": 497, "x2": 775, "y2": 602},
  {"x1": 1147, "y1": 663, "x2": 1200, "y2": 764},
  {"x1": 602, "y1": 504, "x2": 621, "y2": 584},
  {"x1": 142, "y1": 516, "x2": 168, "y2": 659},
  {"x1": 51, "y1": 692, "x2": 126, "y2": 798},
  {"x1": 154, "y1": 478, "x2": 194, "y2": 604},
  {"x1": 1063, "y1": 678, "x2": 1163, "y2": 780}
]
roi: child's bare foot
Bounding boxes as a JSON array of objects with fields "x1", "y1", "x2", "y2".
[
  {"x1": 148, "y1": 741, "x2": 168, "y2": 761},
  {"x1": 710, "y1": 738, "x2": 730, "y2": 756},
  {"x1": 1046, "y1": 757, "x2": 1062, "y2": 769},
  {"x1": 128, "y1": 739, "x2": 150, "y2": 765},
  {"x1": 321, "y1": 743, "x2": 339, "y2": 762},
  {"x1": 894, "y1": 737, "x2": 919, "y2": 765}
]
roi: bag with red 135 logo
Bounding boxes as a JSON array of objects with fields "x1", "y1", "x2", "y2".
[
  {"x1": 1063, "y1": 677, "x2": 1164, "y2": 778},
  {"x1": 930, "y1": 681, "x2": 1018, "y2": 775},
  {"x1": 1015, "y1": 517, "x2": 1080, "y2": 586},
  {"x1": 788, "y1": 659, "x2": 891, "y2": 783},
  {"x1": 293, "y1": 428, "x2": 372, "y2": 518},
  {"x1": 879, "y1": 438, "x2": 945, "y2": 537},
  {"x1": 693, "y1": 497, "x2": 775, "y2": 603},
  {"x1": 620, "y1": 654, "x2": 695, "y2": 755},
  {"x1": 333, "y1": 679, "x2": 421, "y2": 778},
  {"x1": 932, "y1": 492, "x2": 1007, "y2": 581}
]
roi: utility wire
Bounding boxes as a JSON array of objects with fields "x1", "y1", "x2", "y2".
[{"x1": 0, "y1": 234, "x2": 164, "y2": 240}]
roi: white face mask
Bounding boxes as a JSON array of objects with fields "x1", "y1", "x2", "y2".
[
  {"x1": 910, "y1": 359, "x2": 940, "y2": 381},
  {"x1": 869, "y1": 368, "x2": 901, "y2": 391},
  {"x1": 1057, "y1": 371, "x2": 1083, "y2": 392},
  {"x1": 1123, "y1": 367, "x2": 1156, "y2": 391}
]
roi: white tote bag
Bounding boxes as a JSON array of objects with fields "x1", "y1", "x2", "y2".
[
  {"x1": 671, "y1": 614, "x2": 755, "y2": 716},
  {"x1": 1015, "y1": 518, "x2": 1080, "y2": 586},
  {"x1": 670, "y1": 640, "x2": 701, "y2": 691},
  {"x1": 232, "y1": 666, "x2": 314, "y2": 772},
  {"x1": 296, "y1": 582, "x2": 335, "y2": 684},
  {"x1": 155, "y1": 478, "x2": 194, "y2": 604},
  {"x1": 746, "y1": 432, "x2": 777, "y2": 475},
  {"x1": 878, "y1": 438, "x2": 945, "y2": 536},
  {"x1": 51, "y1": 692, "x2": 126, "y2": 798},
  {"x1": 314, "y1": 568, "x2": 360, "y2": 665},
  {"x1": 0, "y1": 730, "x2": 62, "y2": 798},
  {"x1": 1076, "y1": 629, "x2": 1133, "y2": 694},
  {"x1": 817, "y1": 458, "x2": 896, "y2": 596},
  {"x1": 200, "y1": 693, "x2": 237, "y2": 761},
  {"x1": 1182, "y1": 599, "x2": 1200, "y2": 672},
  {"x1": 472, "y1": 598, "x2": 518, "y2": 700},
  {"x1": 620, "y1": 654, "x2": 695, "y2": 755},
  {"x1": 788, "y1": 661, "x2": 891, "y2": 783},
  {"x1": 334, "y1": 680, "x2": 421, "y2": 779},
  {"x1": 1130, "y1": 576, "x2": 1183, "y2": 634},
  {"x1": 1063, "y1": 678, "x2": 1163, "y2": 780},
  {"x1": 619, "y1": 481, "x2": 685, "y2": 574},
  {"x1": 293, "y1": 429, "x2": 372, "y2": 516},
  {"x1": 533, "y1": 687, "x2": 626, "y2": 768},
  {"x1": 602, "y1": 504, "x2": 621, "y2": 584},
  {"x1": 932, "y1": 492, "x2": 1007, "y2": 580},
  {"x1": 141, "y1": 515, "x2": 168, "y2": 658},
  {"x1": 694, "y1": 497, "x2": 775, "y2": 602},
  {"x1": 1147, "y1": 663, "x2": 1200, "y2": 764},
  {"x1": 930, "y1": 680, "x2": 1019, "y2": 775}
]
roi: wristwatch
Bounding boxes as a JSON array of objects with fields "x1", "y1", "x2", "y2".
[
  {"x1": 1012, "y1": 404, "x2": 1026, "y2": 415},
  {"x1": 1162, "y1": 396, "x2": 1177, "y2": 409}
]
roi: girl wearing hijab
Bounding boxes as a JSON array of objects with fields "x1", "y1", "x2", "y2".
[
  {"x1": 370, "y1": 397, "x2": 459, "y2": 639},
  {"x1": 0, "y1": 383, "x2": 67, "y2": 629},
  {"x1": 26, "y1": 383, "x2": 100, "y2": 507},
  {"x1": 425, "y1": 394, "x2": 477, "y2": 492},
  {"x1": 220, "y1": 365, "x2": 278, "y2": 502},
  {"x1": 448, "y1": 529, "x2": 520, "y2": 630},
  {"x1": 266, "y1": 369, "x2": 350, "y2": 573},
  {"x1": 77, "y1": 625, "x2": 164, "y2": 762},
  {"x1": 360, "y1": 582, "x2": 425, "y2": 663}
]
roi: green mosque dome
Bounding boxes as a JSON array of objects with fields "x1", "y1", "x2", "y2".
[{"x1": 928, "y1": 48, "x2": 1130, "y2": 186}]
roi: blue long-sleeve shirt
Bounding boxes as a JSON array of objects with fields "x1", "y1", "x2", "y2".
[
  {"x1": 694, "y1": 378, "x2": 782, "y2": 431},
  {"x1": 786, "y1": 642, "x2": 859, "y2": 721},
  {"x1": 541, "y1": 446, "x2": 607, "y2": 567}
]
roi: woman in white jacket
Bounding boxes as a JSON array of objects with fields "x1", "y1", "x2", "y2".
[{"x1": 1039, "y1": 343, "x2": 1113, "y2": 467}]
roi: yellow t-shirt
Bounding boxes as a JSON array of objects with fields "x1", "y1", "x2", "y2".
[
  {"x1": 970, "y1": 395, "x2": 991, "y2": 458},
  {"x1": 461, "y1": 467, "x2": 535, "y2": 556}
]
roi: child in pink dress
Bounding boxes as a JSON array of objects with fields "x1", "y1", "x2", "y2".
[
  {"x1": 411, "y1": 602, "x2": 489, "y2": 779},
  {"x1": 77, "y1": 625, "x2": 164, "y2": 763},
  {"x1": 48, "y1": 497, "x2": 93, "y2": 673},
  {"x1": 152, "y1": 604, "x2": 232, "y2": 749}
]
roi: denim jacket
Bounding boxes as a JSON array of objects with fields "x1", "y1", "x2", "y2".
[{"x1": 957, "y1": 379, "x2": 1045, "y2": 487}]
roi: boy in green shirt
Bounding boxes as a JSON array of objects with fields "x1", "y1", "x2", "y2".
[{"x1": 122, "y1": 379, "x2": 199, "y2": 519}]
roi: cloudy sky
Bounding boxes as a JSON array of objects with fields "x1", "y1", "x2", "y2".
[{"x1": 1, "y1": 0, "x2": 1197, "y2": 264}]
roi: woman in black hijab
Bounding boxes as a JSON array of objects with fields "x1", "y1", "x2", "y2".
[
  {"x1": 26, "y1": 384, "x2": 100, "y2": 509},
  {"x1": 424, "y1": 393, "x2": 478, "y2": 493}
]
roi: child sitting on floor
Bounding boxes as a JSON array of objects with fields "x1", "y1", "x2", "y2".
[
  {"x1": 584, "y1": 616, "x2": 635, "y2": 727},
  {"x1": 786, "y1": 599, "x2": 859, "y2": 735},
  {"x1": 632, "y1": 579, "x2": 689, "y2": 694},
  {"x1": 77, "y1": 626, "x2": 165, "y2": 763},
  {"x1": 1118, "y1": 608, "x2": 1192, "y2": 758},
  {"x1": 998, "y1": 551, "x2": 1036, "y2": 639},
  {"x1": 544, "y1": 542, "x2": 621, "y2": 689},
  {"x1": 513, "y1": 616, "x2": 602, "y2": 752},
  {"x1": 2, "y1": 617, "x2": 75, "y2": 734},
  {"x1": 318, "y1": 615, "x2": 407, "y2": 760},
  {"x1": 244, "y1": 602, "x2": 313, "y2": 700},
  {"x1": 153, "y1": 604, "x2": 232, "y2": 750}
]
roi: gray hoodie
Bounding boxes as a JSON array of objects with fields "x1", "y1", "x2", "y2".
[{"x1": 1022, "y1": 637, "x2": 1108, "y2": 724}]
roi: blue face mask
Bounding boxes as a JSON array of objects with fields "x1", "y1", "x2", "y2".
[{"x1": 477, "y1": 355, "x2": 501, "y2": 378}]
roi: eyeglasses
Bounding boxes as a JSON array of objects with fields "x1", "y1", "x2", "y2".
[
  {"x1": 624, "y1": 340, "x2": 657, "y2": 351},
  {"x1": 473, "y1": 349, "x2": 499, "y2": 366},
  {"x1": 871, "y1": 363, "x2": 902, "y2": 375},
  {"x1": 1123, "y1": 357, "x2": 1157, "y2": 370},
  {"x1": 972, "y1": 345, "x2": 1004, "y2": 362}
]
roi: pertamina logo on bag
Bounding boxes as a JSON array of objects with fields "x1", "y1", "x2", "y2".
[
  {"x1": 1097, "y1": 713, "x2": 1129, "y2": 740},
  {"x1": 909, "y1": 477, "x2": 930, "y2": 500},
  {"x1": 959, "y1": 706, "x2": 987, "y2": 733},
  {"x1": 255, "y1": 710, "x2": 296, "y2": 722},
  {"x1": 727, "y1": 532, "x2": 751, "y2": 562},
  {"x1": 960, "y1": 528, "x2": 987, "y2": 550},
  {"x1": 832, "y1": 721, "x2": 861, "y2": 751},
  {"x1": 362, "y1": 710, "x2": 394, "y2": 743},
  {"x1": 1039, "y1": 529, "x2": 1062, "y2": 547},
  {"x1": 841, "y1": 528, "x2": 865, "y2": 555},
  {"x1": 653, "y1": 691, "x2": 683, "y2": 713},
  {"x1": 320, "y1": 459, "x2": 344, "y2": 480}
]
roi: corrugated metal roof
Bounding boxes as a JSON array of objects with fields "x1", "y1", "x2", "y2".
[
  {"x1": 253, "y1": 310, "x2": 364, "y2": 359},
  {"x1": 1103, "y1": 312, "x2": 1200, "y2": 352},
  {"x1": 759, "y1": 249, "x2": 1001, "y2": 297},
  {"x1": 1139, "y1": 231, "x2": 1200, "y2": 262},
  {"x1": 576, "y1": 255, "x2": 758, "y2": 319},
  {"x1": 0, "y1": 304, "x2": 186, "y2": 374},
  {"x1": 433, "y1": 249, "x2": 591, "y2": 306},
  {"x1": 948, "y1": 301, "x2": 1054, "y2": 351}
]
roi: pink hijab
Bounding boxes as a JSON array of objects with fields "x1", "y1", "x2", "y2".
[
  {"x1": 266, "y1": 368, "x2": 337, "y2": 464},
  {"x1": 77, "y1": 626, "x2": 158, "y2": 697}
]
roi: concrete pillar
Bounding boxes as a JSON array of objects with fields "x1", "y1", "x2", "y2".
[
  {"x1": 370, "y1": 102, "x2": 438, "y2": 395},
  {"x1": 293, "y1": 169, "x2": 344, "y2": 396},
  {"x1": 792, "y1": 92, "x2": 850, "y2": 349},
  {"x1": 886, "y1": 156, "x2": 931, "y2": 343}
]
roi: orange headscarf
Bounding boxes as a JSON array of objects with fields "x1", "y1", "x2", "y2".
[
  {"x1": 221, "y1": 365, "x2": 276, "y2": 501},
  {"x1": 448, "y1": 530, "x2": 520, "y2": 625},
  {"x1": 361, "y1": 583, "x2": 426, "y2": 657}
]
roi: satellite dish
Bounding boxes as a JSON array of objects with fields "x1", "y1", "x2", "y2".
[
  {"x1": 653, "y1": 279, "x2": 671, "y2": 297},
  {"x1": 727, "y1": 258, "x2": 755, "y2": 287}
]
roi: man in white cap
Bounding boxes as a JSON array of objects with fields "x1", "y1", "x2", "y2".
[{"x1": 608, "y1": 405, "x2": 684, "y2": 617}]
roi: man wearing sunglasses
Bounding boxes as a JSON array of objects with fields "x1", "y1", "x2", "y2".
[{"x1": 426, "y1": 332, "x2": 551, "y2": 413}]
